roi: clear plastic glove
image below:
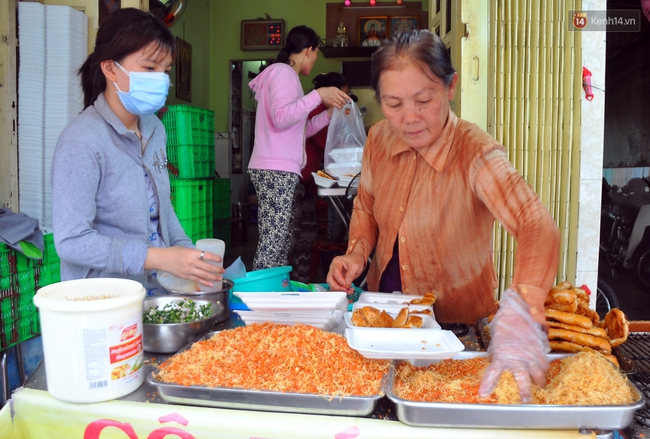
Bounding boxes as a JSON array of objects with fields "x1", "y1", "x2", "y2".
[{"x1": 478, "y1": 288, "x2": 550, "y2": 403}]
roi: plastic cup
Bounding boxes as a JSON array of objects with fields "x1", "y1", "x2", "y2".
[
  {"x1": 157, "y1": 239, "x2": 226, "y2": 294},
  {"x1": 196, "y1": 239, "x2": 225, "y2": 293}
]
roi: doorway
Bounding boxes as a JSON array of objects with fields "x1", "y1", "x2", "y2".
[
  {"x1": 227, "y1": 60, "x2": 271, "y2": 205},
  {"x1": 598, "y1": 0, "x2": 650, "y2": 320}
]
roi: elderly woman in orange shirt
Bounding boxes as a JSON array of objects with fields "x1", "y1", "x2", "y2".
[{"x1": 326, "y1": 30, "x2": 561, "y2": 403}]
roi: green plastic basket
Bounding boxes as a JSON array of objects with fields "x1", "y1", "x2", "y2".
[
  {"x1": 213, "y1": 217, "x2": 231, "y2": 257},
  {"x1": 0, "y1": 243, "x2": 13, "y2": 278},
  {"x1": 213, "y1": 179, "x2": 231, "y2": 220},
  {"x1": 170, "y1": 178, "x2": 214, "y2": 220},
  {"x1": 43, "y1": 233, "x2": 60, "y2": 266},
  {"x1": 0, "y1": 274, "x2": 15, "y2": 326},
  {"x1": 166, "y1": 143, "x2": 215, "y2": 179},
  {"x1": 170, "y1": 178, "x2": 214, "y2": 243},
  {"x1": 160, "y1": 105, "x2": 215, "y2": 147}
]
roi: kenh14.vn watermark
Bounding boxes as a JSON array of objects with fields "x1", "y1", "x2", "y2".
[{"x1": 569, "y1": 10, "x2": 641, "y2": 32}]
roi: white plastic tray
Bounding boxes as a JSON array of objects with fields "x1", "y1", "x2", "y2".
[
  {"x1": 345, "y1": 327, "x2": 464, "y2": 360},
  {"x1": 232, "y1": 292, "x2": 348, "y2": 313},
  {"x1": 344, "y1": 312, "x2": 441, "y2": 330},
  {"x1": 235, "y1": 310, "x2": 344, "y2": 333}
]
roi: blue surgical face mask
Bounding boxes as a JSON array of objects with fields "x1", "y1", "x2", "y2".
[{"x1": 113, "y1": 61, "x2": 170, "y2": 116}]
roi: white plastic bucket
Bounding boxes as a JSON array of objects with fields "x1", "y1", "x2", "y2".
[{"x1": 33, "y1": 278, "x2": 146, "y2": 403}]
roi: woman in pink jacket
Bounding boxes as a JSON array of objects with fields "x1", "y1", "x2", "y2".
[{"x1": 248, "y1": 25, "x2": 349, "y2": 270}]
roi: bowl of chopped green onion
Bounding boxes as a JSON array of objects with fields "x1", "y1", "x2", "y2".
[{"x1": 142, "y1": 296, "x2": 224, "y2": 353}]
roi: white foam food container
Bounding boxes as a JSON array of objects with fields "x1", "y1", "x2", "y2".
[
  {"x1": 326, "y1": 162, "x2": 362, "y2": 178},
  {"x1": 345, "y1": 328, "x2": 464, "y2": 360},
  {"x1": 33, "y1": 278, "x2": 146, "y2": 403},
  {"x1": 233, "y1": 291, "x2": 348, "y2": 313},
  {"x1": 312, "y1": 172, "x2": 337, "y2": 188},
  {"x1": 235, "y1": 310, "x2": 344, "y2": 334},
  {"x1": 344, "y1": 311, "x2": 441, "y2": 330},
  {"x1": 356, "y1": 291, "x2": 433, "y2": 312},
  {"x1": 336, "y1": 175, "x2": 359, "y2": 188}
]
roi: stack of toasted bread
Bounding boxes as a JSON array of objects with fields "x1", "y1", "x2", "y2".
[
  {"x1": 545, "y1": 281, "x2": 629, "y2": 366},
  {"x1": 351, "y1": 292, "x2": 437, "y2": 329},
  {"x1": 352, "y1": 306, "x2": 424, "y2": 328}
]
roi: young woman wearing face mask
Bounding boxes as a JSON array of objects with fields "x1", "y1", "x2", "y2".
[
  {"x1": 248, "y1": 25, "x2": 350, "y2": 271},
  {"x1": 51, "y1": 8, "x2": 224, "y2": 294}
]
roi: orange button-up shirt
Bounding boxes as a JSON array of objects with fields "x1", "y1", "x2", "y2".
[{"x1": 348, "y1": 111, "x2": 560, "y2": 324}]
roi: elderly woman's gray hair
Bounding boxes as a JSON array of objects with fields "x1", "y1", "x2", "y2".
[{"x1": 371, "y1": 30, "x2": 456, "y2": 100}]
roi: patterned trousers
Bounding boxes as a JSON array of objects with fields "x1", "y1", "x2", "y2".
[{"x1": 249, "y1": 169, "x2": 298, "y2": 270}]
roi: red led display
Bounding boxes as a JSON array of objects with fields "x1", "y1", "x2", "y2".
[
  {"x1": 241, "y1": 19, "x2": 286, "y2": 50},
  {"x1": 268, "y1": 23, "x2": 282, "y2": 46}
]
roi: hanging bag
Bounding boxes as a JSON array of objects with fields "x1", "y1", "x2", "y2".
[{"x1": 324, "y1": 101, "x2": 366, "y2": 178}]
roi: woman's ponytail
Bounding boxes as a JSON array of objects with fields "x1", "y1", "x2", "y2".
[{"x1": 271, "y1": 25, "x2": 320, "y2": 66}]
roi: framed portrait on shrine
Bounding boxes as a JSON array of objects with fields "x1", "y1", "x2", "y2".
[
  {"x1": 390, "y1": 16, "x2": 420, "y2": 35},
  {"x1": 358, "y1": 16, "x2": 388, "y2": 46}
]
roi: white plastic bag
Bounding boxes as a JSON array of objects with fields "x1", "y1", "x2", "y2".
[{"x1": 324, "y1": 101, "x2": 366, "y2": 177}]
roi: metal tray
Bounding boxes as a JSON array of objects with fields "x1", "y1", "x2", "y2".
[
  {"x1": 147, "y1": 331, "x2": 385, "y2": 416},
  {"x1": 386, "y1": 351, "x2": 646, "y2": 430}
]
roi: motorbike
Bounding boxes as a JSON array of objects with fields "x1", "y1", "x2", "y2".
[
  {"x1": 600, "y1": 176, "x2": 650, "y2": 292},
  {"x1": 596, "y1": 278, "x2": 620, "y2": 319}
]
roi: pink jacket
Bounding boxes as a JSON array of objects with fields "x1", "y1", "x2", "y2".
[{"x1": 248, "y1": 63, "x2": 330, "y2": 175}]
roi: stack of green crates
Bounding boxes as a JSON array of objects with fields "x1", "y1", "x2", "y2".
[
  {"x1": 160, "y1": 105, "x2": 216, "y2": 244},
  {"x1": 0, "y1": 233, "x2": 60, "y2": 351},
  {"x1": 213, "y1": 178, "x2": 232, "y2": 256}
]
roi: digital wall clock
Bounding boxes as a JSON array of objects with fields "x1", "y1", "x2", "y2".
[{"x1": 240, "y1": 19, "x2": 286, "y2": 51}]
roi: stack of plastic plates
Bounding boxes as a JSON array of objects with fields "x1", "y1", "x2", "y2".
[
  {"x1": 18, "y1": 2, "x2": 46, "y2": 224},
  {"x1": 42, "y1": 5, "x2": 87, "y2": 230},
  {"x1": 233, "y1": 292, "x2": 348, "y2": 334},
  {"x1": 352, "y1": 291, "x2": 436, "y2": 314},
  {"x1": 17, "y1": 3, "x2": 87, "y2": 231}
]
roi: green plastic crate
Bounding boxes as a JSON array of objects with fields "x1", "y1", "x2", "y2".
[
  {"x1": 17, "y1": 292, "x2": 35, "y2": 319},
  {"x1": 15, "y1": 250, "x2": 42, "y2": 272},
  {"x1": 50, "y1": 262, "x2": 61, "y2": 284},
  {"x1": 159, "y1": 105, "x2": 215, "y2": 147},
  {"x1": 213, "y1": 178, "x2": 231, "y2": 220},
  {"x1": 37, "y1": 262, "x2": 61, "y2": 287},
  {"x1": 177, "y1": 216, "x2": 213, "y2": 244},
  {"x1": 1, "y1": 317, "x2": 16, "y2": 350},
  {"x1": 43, "y1": 233, "x2": 60, "y2": 266},
  {"x1": 170, "y1": 178, "x2": 213, "y2": 220},
  {"x1": 213, "y1": 217, "x2": 231, "y2": 257},
  {"x1": 0, "y1": 243, "x2": 13, "y2": 277},
  {"x1": 0, "y1": 275, "x2": 15, "y2": 324},
  {"x1": 1, "y1": 312, "x2": 38, "y2": 350},
  {"x1": 170, "y1": 177, "x2": 214, "y2": 243},
  {"x1": 166, "y1": 143, "x2": 215, "y2": 179},
  {"x1": 16, "y1": 269, "x2": 35, "y2": 295},
  {"x1": 0, "y1": 295, "x2": 14, "y2": 326}
]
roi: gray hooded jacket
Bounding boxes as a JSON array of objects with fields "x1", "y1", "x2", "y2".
[{"x1": 51, "y1": 93, "x2": 192, "y2": 289}]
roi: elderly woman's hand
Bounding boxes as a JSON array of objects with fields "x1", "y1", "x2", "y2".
[
  {"x1": 326, "y1": 252, "x2": 366, "y2": 294},
  {"x1": 478, "y1": 288, "x2": 550, "y2": 403},
  {"x1": 317, "y1": 86, "x2": 353, "y2": 110}
]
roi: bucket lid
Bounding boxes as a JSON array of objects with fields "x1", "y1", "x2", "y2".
[
  {"x1": 236, "y1": 266, "x2": 292, "y2": 283},
  {"x1": 34, "y1": 278, "x2": 146, "y2": 312}
]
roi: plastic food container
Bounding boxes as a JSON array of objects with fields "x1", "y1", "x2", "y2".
[
  {"x1": 229, "y1": 266, "x2": 293, "y2": 310},
  {"x1": 33, "y1": 278, "x2": 146, "y2": 403},
  {"x1": 235, "y1": 310, "x2": 344, "y2": 334}
]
